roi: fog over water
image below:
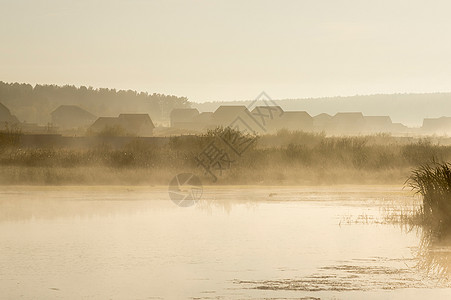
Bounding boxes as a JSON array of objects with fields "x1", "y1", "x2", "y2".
[
  {"x1": 2, "y1": 1, "x2": 451, "y2": 298},
  {"x1": 2, "y1": 186, "x2": 451, "y2": 299}
]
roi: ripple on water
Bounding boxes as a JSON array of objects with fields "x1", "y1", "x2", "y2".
[{"x1": 235, "y1": 256, "x2": 451, "y2": 292}]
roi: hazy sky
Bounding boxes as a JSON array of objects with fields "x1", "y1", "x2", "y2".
[{"x1": 1, "y1": 0, "x2": 451, "y2": 102}]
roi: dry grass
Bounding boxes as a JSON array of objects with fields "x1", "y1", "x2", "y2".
[{"x1": 0, "y1": 129, "x2": 450, "y2": 185}]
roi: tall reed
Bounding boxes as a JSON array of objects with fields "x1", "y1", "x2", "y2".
[{"x1": 407, "y1": 161, "x2": 451, "y2": 235}]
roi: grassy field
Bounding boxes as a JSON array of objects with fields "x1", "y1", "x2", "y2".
[{"x1": 1, "y1": 129, "x2": 451, "y2": 185}]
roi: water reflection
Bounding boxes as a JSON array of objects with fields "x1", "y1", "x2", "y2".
[
  {"x1": 416, "y1": 229, "x2": 451, "y2": 280},
  {"x1": 0, "y1": 187, "x2": 169, "y2": 222},
  {"x1": 0, "y1": 187, "x2": 263, "y2": 223},
  {"x1": 2, "y1": 186, "x2": 451, "y2": 299}
]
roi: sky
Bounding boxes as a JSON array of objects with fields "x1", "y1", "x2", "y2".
[{"x1": 1, "y1": 0, "x2": 451, "y2": 102}]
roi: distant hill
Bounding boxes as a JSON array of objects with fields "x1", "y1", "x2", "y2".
[
  {"x1": 0, "y1": 82, "x2": 190, "y2": 125},
  {"x1": 192, "y1": 93, "x2": 451, "y2": 127}
]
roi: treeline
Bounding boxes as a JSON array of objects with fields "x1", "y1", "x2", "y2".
[{"x1": 0, "y1": 82, "x2": 191, "y2": 125}]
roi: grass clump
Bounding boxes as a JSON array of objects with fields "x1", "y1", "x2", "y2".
[{"x1": 407, "y1": 161, "x2": 451, "y2": 235}]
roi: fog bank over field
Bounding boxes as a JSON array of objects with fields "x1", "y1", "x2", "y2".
[
  {"x1": 193, "y1": 93, "x2": 451, "y2": 127},
  {"x1": 5, "y1": 81, "x2": 451, "y2": 130}
]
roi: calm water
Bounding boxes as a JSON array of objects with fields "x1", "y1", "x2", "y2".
[{"x1": 1, "y1": 186, "x2": 451, "y2": 299}]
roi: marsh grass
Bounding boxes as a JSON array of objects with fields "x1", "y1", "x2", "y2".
[
  {"x1": 1, "y1": 130, "x2": 451, "y2": 185},
  {"x1": 0, "y1": 126, "x2": 22, "y2": 148},
  {"x1": 406, "y1": 161, "x2": 451, "y2": 236}
]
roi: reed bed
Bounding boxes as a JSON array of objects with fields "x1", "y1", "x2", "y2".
[
  {"x1": 407, "y1": 162, "x2": 451, "y2": 235},
  {"x1": 1, "y1": 129, "x2": 451, "y2": 185}
]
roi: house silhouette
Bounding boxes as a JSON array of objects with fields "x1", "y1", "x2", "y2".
[
  {"x1": 89, "y1": 114, "x2": 155, "y2": 136},
  {"x1": 51, "y1": 105, "x2": 97, "y2": 129},
  {"x1": 0, "y1": 102, "x2": 20, "y2": 129}
]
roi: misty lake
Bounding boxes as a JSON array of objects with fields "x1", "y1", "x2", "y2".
[{"x1": 1, "y1": 186, "x2": 451, "y2": 299}]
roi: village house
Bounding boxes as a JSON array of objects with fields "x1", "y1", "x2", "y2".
[
  {"x1": 88, "y1": 114, "x2": 155, "y2": 136},
  {"x1": 51, "y1": 105, "x2": 97, "y2": 129},
  {"x1": 422, "y1": 117, "x2": 451, "y2": 135},
  {"x1": 271, "y1": 111, "x2": 313, "y2": 132},
  {"x1": 0, "y1": 102, "x2": 20, "y2": 129},
  {"x1": 329, "y1": 112, "x2": 366, "y2": 134},
  {"x1": 313, "y1": 113, "x2": 332, "y2": 132},
  {"x1": 191, "y1": 112, "x2": 214, "y2": 131},
  {"x1": 211, "y1": 106, "x2": 264, "y2": 133},
  {"x1": 363, "y1": 116, "x2": 393, "y2": 133},
  {"x1": 164, "y1": 105, "x2": 415, "y2": 136}
]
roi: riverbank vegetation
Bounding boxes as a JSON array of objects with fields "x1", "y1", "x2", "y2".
[
  {"x1": 406, "y1": 162, "x2": 451, "y2": 237},
  {"x1": 1, "y1": 129, "x2": 451, "y2": 185}
]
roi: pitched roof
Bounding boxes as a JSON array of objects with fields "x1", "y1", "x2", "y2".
[
  {"x1": 214, "y1": 105, "x2": 248, "y2": 115},
  {"x1": 89, "y1": 114, "x2": 155, "y2": 136},
  {"x1": 313, "y1": 113, "x2": 332, "y2": 120},
  {"x1": 280, "y1": 111, "x2": 312, "y2": 120},
  {"x1": 422, "y1": 116, "x2": 451, "y2": 128},
  {"x1": 334, "y1": 112, "x2": 364, "y2": 118},
  {"x1": 89, "y1": 117, "x2": 118, "y2": 131},
  {"x1": 118, "y1": 113, "x2": 155, "y2": 131},
  {"x1": 213, "y1": 106, "x2": 250, "y2": 123},
  {"x1": 0, "y1": 103, "x2": 11, "y2": 116},
  {"x1": 423, "y1": 116, "x2": 451, "y2": 123},
  {"x1": 51, "y1": 105, "x2": 96, "y2": 119},
  {"x1": 333, "y1": 112, "x2": 365, "y2": 123},
  {"x1": 0, "y1": 102, "x2": 20, "y2": 124}
]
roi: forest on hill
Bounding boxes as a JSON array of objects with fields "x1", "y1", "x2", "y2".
[
  {"x1": 3, "y1": 81, "x2": 451, "y2": 128},
  {"x1": 0, "y1": 82, "x2": 190, "y2": 125}
]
